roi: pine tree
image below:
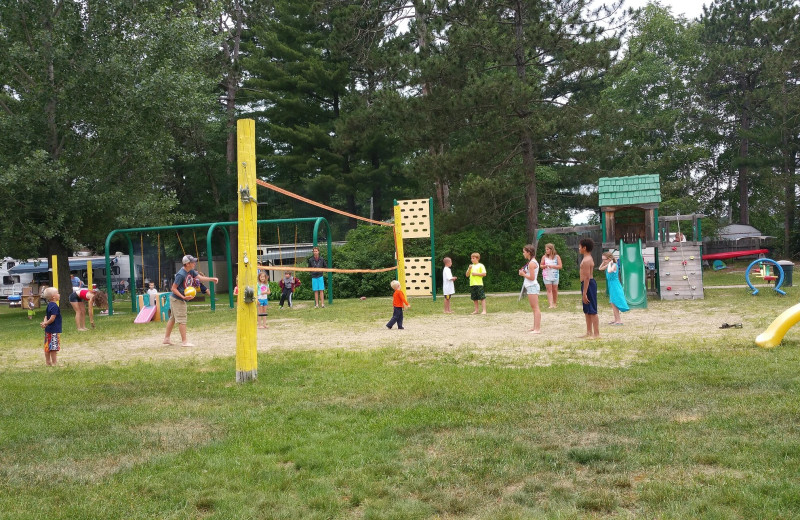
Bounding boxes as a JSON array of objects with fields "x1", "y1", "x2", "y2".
[{"x1": 696, "y1": 0, "x2": 783, "y2": 225}]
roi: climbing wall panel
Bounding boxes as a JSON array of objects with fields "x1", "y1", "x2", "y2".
[
  {"x1": 397, "y1": 199, "x2": 431, "y2": 239},
  {"x1": 658, "y1": 243, "x2": 704, "y2": 300},
  {"x1": 404, "y1": 257, "x2": 432, "y2": 296}
]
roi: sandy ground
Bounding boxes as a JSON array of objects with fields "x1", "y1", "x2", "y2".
[{"x1": 3, "y1": 296, "x2": 758, "y2": 371}]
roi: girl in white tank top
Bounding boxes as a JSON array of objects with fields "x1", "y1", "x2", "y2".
[{"x1": 519, "y1": 244, "x2": 541, "y2": 333}]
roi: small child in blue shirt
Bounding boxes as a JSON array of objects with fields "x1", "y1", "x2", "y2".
[{"x1": 40, "y1": 287, "x2": 62, "y2": 366}]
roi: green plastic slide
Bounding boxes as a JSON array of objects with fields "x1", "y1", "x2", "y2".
[{"x1": 619, "y1": 240, "x2": 647, "y2": 309}]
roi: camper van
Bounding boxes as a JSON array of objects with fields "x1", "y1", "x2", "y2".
[{"x1": 0, "y1": 257, "x2": 35, "y2": 298}]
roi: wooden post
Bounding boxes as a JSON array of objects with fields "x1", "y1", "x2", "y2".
[{"x1": 236, "y1": 119, "x2": 258, "y2": 383}]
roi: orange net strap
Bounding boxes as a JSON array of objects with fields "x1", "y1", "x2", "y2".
[
  {"x1": 256, "y1": 179, "x2": 392, "y2": 227},
  {"x1": 258, "y1": 265, "x2": 396, "y2": 274}
]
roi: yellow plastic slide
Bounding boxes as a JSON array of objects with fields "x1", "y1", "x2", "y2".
[{"x1": 755, "y1": 302, "x2": 800, "y2": 348}]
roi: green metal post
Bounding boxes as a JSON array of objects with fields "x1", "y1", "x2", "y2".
[
  {"x1": 696, "y1": 216, "x2": 703, "y2": 285},
  {"x1": 600, "y1": 211, "x2": 606, "y2": 244},
  {"x1": 104, "y1": 231, "x2": 135, "y2": 316},
  {"x1": 205, "y1": 225, "x2": 233, "y2": 310}
]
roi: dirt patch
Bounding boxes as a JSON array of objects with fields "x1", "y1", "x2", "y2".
[{"x1": 3, "y1": 298, "x2": 757, "y2": 370}]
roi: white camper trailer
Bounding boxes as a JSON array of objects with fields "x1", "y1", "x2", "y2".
[{"x1": 0, "y1": 257, "x2": 36, "y2": 298}]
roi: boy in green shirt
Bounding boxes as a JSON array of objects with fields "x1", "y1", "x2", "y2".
[{"x1": 466, "y1": 252, "x2": 487, "y2": 314}]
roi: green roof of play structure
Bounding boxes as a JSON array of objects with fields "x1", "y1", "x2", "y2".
[{"x1": 598, "y1": 174, "x2": 661, "y2": 207}]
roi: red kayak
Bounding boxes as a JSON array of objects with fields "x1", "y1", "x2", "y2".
[{"x1": 701, "y1": 249, "x2": 769, "y2": 261}]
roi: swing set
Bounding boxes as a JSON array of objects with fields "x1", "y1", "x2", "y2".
[{"x1": 103, "y1": 217, "x2": 333, "y2": 316}]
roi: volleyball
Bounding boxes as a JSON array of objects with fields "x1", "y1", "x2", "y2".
[{"x1": 184, "y1": 286, "x2": 197, "y2": 298}]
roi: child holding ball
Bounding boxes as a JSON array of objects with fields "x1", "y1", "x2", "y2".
[{"x1": 163, "y1": 255, "x2": 218, "y2": 347}]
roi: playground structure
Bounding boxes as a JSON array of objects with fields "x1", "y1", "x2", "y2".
[
  {"x1": 744, "y1": 258, "x2": 786, "y2": 296},
  {"x1": 653, "y1": 214, "x2": 704, "y2": 301},
  {"x1": 598, "y1": 174, "x2": 705, "y2": 304},
  {"x1": 393, "y1": 198, "x2": 436, "y2": 298}
]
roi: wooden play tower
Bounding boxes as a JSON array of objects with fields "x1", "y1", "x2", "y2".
[{"x1": 598, "y1": 174, "x2": 704, "y2": 301}]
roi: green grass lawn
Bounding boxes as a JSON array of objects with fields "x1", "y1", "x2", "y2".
[{"x1": 2, "y1": 287, "x2": 800, "y2": 519}]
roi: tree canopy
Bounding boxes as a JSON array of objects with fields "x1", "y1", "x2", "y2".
[{"x1": 1, "y1": 0, "x2": 799, "y2": 291}]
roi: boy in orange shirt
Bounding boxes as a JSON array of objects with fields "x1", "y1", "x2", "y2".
[{"x1": 386, "y1": 280, "x2": 410, "y2": 329}]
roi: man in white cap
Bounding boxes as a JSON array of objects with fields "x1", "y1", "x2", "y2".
[{"x1": 163, "y1": 255, "x2": 218, "y2": 347}]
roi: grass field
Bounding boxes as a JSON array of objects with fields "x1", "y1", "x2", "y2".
[{"x1": 2, "y1": 281, "x2": 800, "y2": 519}]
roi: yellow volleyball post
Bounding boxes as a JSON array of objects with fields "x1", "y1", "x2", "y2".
[
  {"x1": 51, "y1": 255, "x2": 58, "y2": 291},
  {"x1": 87, "y1": 261, "x2": 93, "y2": 288},
  {"x1": 236, "y1": 119, "x2": 258, "y2": 383},
  {"x1": 393, "y1": 203, "x2": 406, "y2": 294}
]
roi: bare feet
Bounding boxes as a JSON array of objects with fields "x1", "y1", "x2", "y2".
[
  {"x1": 181, "y1": 342, "x2": 196, "y2": 347},
  {"x1": 481, "y1": 311, "x2": 487, "y2": 315},
  {"x1": 578, "y1": 334, "x2": 592, "y2": 339},
  {"x1": 530, "y1": 330, "x2": 541, "y2": 334},
  {"x1": 471, "y1": 311, "x2": 479, "y2": 315},
  {"x1": 162, "y1": 339, "x2": 173, "y2": 345}
]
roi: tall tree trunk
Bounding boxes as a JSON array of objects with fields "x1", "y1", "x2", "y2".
[
  {"x1": 415, "y1": 0, "x2": 449, "y2": 211},
  {"x1": 43, "y1": 3, "x2": 71, "y2": 306},
  {"x1": 43, "y1": 2, "x2": 63, "y2": 160},
  {"x1": 346, "y1": 192, "x2": 357, "y2": 229},
  {"x1": 222, "y1": 2, "x2": 243, "y2": 274},
  {"x1": 513, "y1": 1, "x2": 538, "y2": 242},
  {"x1": 522, "y1": 134, "x2": 539, "y2": 244},
  {"x1": 784, "y1": 149, "x2": 796, "y2": 257},
  {"x1": 737, "y1": 91, "x2": 750, "y2": 225},
  {"x1": 782, "y1": 80, "x2": 795, "y2": 257},
  {"x1": 371, "y1": 153, "x2": 383, "y2": 222},
  {"x1": 46, "y1": 239, "x2": 71, "y2": 310}
]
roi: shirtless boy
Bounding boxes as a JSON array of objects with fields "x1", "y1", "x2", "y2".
[{"x1": 579, "y1": 238, "x2": 600, "y2": 338}]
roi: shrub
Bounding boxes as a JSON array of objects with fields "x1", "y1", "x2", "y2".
[{"x1": 330, "y1": 225, "x2": 397, "y2": 298}]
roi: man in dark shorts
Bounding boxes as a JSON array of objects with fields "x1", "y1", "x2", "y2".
[{"x1": 579, "y1": 238, "x2": 599, "y2": 338}]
